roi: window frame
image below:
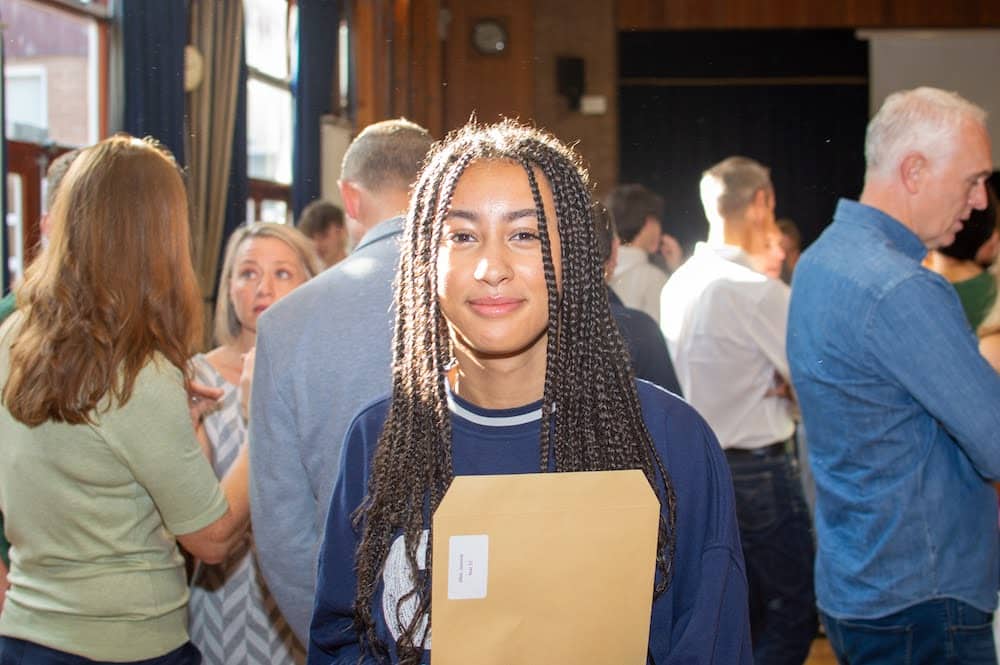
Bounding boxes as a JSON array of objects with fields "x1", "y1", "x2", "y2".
[
  {"x1": 245, "y1": 0, "x2": 295, "y2": 223},
  {"x1": 2, "y1": 0, "x2": 111, "y2": 287}
]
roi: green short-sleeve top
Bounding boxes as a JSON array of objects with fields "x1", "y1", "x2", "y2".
[
  {"x1": 0, "y1": 313, "x2": 228, "y2": 660},
  {"x1": 952, "y1": 270, "x2": 998, "y2": 332}
]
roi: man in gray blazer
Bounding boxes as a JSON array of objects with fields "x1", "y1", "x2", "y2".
[{"x1": 249, "y1": 119, "x2": 433, "y2": 643}]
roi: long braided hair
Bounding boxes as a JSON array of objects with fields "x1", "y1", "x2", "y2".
[{"x1": 353, "y1": 120, "x2": 678, "y2": 663}]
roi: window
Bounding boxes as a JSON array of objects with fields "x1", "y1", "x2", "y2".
[
  {"x1": 6, "y1": 65, "x2": 47, "y2": 142},
  {"x1": 1, "y1": 0, "x2": 109, "y2": 291},
  {"x1": 2, "y1": 0, "x2": 104, "y2": 146},
  {"x1": 338, "y1": 18, "x2": 350, "y2": 113},
  {"x1": 5, "y1": 173, "x2": 24, "y2": 287},
  {"x1": 245, "y1": 0, "x2": 295, "y2": 224}
]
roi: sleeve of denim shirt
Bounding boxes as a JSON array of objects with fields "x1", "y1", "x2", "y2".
[{"x1": 869, "y1": 271, "x2": 1000, "y2": 479}]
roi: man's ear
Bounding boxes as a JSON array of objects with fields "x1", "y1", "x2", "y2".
[
  {"x1": 900, "y1": 153, "x2": 926, "y2": 194},
  {"x1": 748, "y1": 189, "x2": 769, "y2": 227},
  {"x1": 338, "y1": 179, "x2": 362, "y2": 220}
]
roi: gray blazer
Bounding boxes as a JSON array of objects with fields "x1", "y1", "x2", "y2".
[{"x1": 248, "y1": 217, "x2": 402, "y2": 643}]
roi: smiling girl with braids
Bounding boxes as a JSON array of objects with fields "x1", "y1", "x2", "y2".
[{"x1": 308, "y1": 121, "x2": 750, "y2": 665}]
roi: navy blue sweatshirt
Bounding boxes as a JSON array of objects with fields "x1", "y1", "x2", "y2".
[{"x1": 309, "y1": 381, "x2": 751, "y2": 664}]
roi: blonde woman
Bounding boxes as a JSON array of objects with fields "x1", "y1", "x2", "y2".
[
  {"x1": 0, "y1": 135, "x2": 249, "y2": 663},
  {"x1": 188, "y1": 223, "x2": 321, "y2": 664}
]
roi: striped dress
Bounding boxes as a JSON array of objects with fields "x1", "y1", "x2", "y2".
[{"x1": 188, "y1": 354, "x2": 305, "y2": 665}]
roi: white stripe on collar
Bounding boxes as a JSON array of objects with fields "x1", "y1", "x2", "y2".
[{"x1": 445, "y1": 384, "x2": 543, "y2": 428}]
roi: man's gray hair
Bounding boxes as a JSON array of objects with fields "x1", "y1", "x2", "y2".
[
  {"x1": 340, "y1": 118, "x2": 433, "y2": 193},
  {"x1": 699, "y1": 156, "x2": 772, "y2": 223},
  {"x1": 865, "y1": 87, "x2": 987, "y2": 179}
]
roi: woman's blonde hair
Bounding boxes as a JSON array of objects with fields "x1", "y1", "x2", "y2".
[
  {"x1": 213, "y1": 222, "x2": 323, "y2": 345},
  {"x1": 3, "y1": 135, "x2": 202, "y2": 426}
]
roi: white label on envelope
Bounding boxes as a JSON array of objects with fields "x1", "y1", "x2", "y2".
[{"x1": 447, "y1": 534, "x2": 488, "y2": 600}]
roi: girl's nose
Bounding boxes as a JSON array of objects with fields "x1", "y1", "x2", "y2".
[{"x1": 473, "y1": 242, "x2": 513, "y2": 286}]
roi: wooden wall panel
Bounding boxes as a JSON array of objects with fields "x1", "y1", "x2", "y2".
[
  {"x1": 390, "y1": 0, "x2": 411, "y2": 120},
  {"x1": 351, "y1": 0, "x2": 391, "y2": 130},
  {"x1": 404, "y1": 0, "x2": 445, "y2": 138},
  {"x1": 617, "y1": 0, "x2": 1000, "y2": 29},
  {"x1": 534, "y1": 0, "x2": 619, "y2": 196},
  {"x1": 442, "y1": 0, "x2": 534, "y2": 133}
]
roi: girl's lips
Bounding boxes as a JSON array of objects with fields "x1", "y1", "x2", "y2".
[
  {"x1": 468, "y1": 296, "x2": 523, "y2": 316},
  {"x1": 253, "y1": 304, "x2": 270, "y2": 315}
]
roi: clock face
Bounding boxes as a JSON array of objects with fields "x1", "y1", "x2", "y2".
[{"x1": 472, "y1": 19, "x2": 507, "y2": 55}]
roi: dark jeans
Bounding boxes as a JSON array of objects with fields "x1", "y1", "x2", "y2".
[
  {"x1": 0, "y1": 638, "x2": 201, "y2": 665},
  {"x1": 726, "y1": 445, "x2": 817, "y2": 665},
  {"x1": 821, "y1": 599, "x2": 997, "y2": 665}
]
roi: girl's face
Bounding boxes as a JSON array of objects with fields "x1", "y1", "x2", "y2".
[
  {"x1": 437, "y1": 160, "x2": 562, "y2": 367},
  {"x1": 230, "y1": 236, "x2": 308, "y2": 334}
]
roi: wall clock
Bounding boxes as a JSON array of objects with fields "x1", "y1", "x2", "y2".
[{"x1": 472, "y1": 19, "x2": 507, "y2": 56}]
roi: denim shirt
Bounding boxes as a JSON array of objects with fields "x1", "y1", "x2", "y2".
[{"x1": 787, "y1": 198, "x2": 1000, "y2": 619}]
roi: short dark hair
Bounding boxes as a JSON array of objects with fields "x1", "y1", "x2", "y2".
[
  {"x1": 604, "y1": 184, "x2": 663, "y2": 243},
  {"x1": 341, "y1": 118, "x2": 433, "y2": 194},
  {"x1": 939, "y1": 181, "x2": 998, "y2": 262},
  {"x1": 700, "y1": 156, "x2": 771, "y2": 222},
  {"x1": 592, "y1": 201, "x2": 617, "y2": 264},
  {"x1": 297, "y1": 199, "x2": 344, "y2": 238},
  {"x1": 776, "y1": 218, "x2": 801, "y2": 248}
]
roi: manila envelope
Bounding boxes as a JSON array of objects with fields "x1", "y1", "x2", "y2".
[{"x1": 430, "y1": 469, "x2": 659, "y2": 665}]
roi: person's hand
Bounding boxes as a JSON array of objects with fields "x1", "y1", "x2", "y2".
[
  {"x1": 765, "y1": 372, "x2": 797, "y2": 408},
  {"x1": 187, "y1": 380, "x2": 223, "y2": 430},
  {"x1": 766, "y1": 374, "x2": 792, "y2": 400},
  {"x1": 238, "y1": 348, "x2": 255, "y2": 422},
  {"x1": 658, "y1": 233, "x2": 685, "y2": 272}
]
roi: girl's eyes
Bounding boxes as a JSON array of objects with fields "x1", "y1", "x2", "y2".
[
  {"x1": 447, "y1": 231, "x2": 540, "y2": 243},
  {"x1": 443, "y1": 229, "x2": 541, "y2": 244},
  {"x1": 276, "y1": 269, "x2": 294, "y2": 279},
  {"x1": 447, "y1": 231, "x2": 477, "y2": 244},
  {"x1": 238, "y1": 269, "x2": 259, "y2": 281},
  {"x1": 511, "y1": 230, "x2": 540, "y2": 242}
]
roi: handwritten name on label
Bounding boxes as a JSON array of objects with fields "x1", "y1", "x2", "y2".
[{"x1": 447, "y1": 534, "x2": 488, "y2": 600}]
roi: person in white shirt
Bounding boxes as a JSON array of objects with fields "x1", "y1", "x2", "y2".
[
  {"x1": 605, "y1": 184, "x2": 675, "y2": 323},
  {"x1": 660, "y1": 156, "x2": 816, "y2": 665}
]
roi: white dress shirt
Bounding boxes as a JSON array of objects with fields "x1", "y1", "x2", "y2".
[
  {"x1": 660, "y1": 242, "x2": 794, "y2": 449},
  {"x1": 610, "y1": 245, "x2": 669, "y2": 324}
]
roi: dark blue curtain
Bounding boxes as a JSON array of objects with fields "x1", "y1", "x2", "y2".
[
  {"x1": 217, "y1": 37, "x2": 248, "y2": 293},
  {"x1": 292, "y1": 0, "x2": 340, "y2": 220},
  {"x1": 121, "y1": 0, "x2": 187, "y2": 166},
  {"x1": 619, "y1": 30, "x2": 868, "y2": 251}
]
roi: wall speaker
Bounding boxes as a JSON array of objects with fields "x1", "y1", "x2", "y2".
[{"x1": 556, "y1": 56, "x2": 585, "y2": 111}]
